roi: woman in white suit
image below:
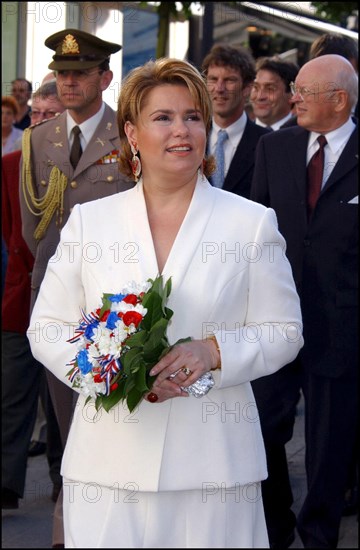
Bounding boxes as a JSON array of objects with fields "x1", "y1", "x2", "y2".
[{"x1": 28, "y1": 58, "x2": 303, "y2": 548}]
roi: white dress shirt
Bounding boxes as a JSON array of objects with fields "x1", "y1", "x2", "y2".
[
  {"x1": 209, "y1": 112, "x2": 247, "y2": 180},
  {"x1": 255, "y1": 112, "x2": 293, "y2": 131},
  {"x1": 307, "y1": 117, "x2": 356, "y2": 188},
  {"x1": 67, "y1": 102, "x2": 106, "y2": 151}
]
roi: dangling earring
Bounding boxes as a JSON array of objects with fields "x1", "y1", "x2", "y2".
[{"x1": 130, "y1": 144, "x2": 142, "y2": 182}]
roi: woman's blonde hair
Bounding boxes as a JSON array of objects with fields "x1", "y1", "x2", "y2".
[{"x1": 117, "y1": 57, "x2": 215, "y2": 180}]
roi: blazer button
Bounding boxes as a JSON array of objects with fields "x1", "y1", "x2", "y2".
[
  {"x1": 70, "y1": 180, "x2": 78, "y2": 189},
  {"x1": 41, "y1": 180, "x2": 47, "y2": 186},
  {"x1": 107, "y1": 175, "x2": 114, "y2": 182}
]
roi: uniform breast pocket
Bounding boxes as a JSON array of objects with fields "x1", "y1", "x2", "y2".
[{"x1": 86, "y1": 163, "x2": 120, "y2": 187}]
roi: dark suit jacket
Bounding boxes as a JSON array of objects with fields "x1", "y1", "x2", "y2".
[
  {"x1": 210, "y1": 117, "x2": 271, "y2": 199},
  {"x1": 251, "y1": 123, "x2": 358, "y2": 378},
  {"x1": 2, "y1": 150, "x2": 34, "y2": 333}
]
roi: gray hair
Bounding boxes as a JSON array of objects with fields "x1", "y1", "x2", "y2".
[{"x1": 32, "y1": 79, "x2": 58, "y2": 100}]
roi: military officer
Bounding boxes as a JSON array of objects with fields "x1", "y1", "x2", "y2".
[{"x1": 19, "y1": 28, "x2": 133, "y2": 547}]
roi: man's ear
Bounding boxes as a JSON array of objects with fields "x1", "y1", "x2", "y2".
[{"x1": 100, "y1": 70, "x2": 113, "y2": 92}]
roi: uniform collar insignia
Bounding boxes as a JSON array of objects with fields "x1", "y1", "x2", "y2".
[
  {"x1": 55, "y1": 126, "x2": 61, "y2": 133},
  {"x1": 96, "y1": 137, "x2": 105, "y2": 146},
  {"x1": 53, "y1": 142, "x2": 63, "y2": 147},
  {"x1": 106, "y1": 122, "x2": 112, "y2": 131},
  {"x1": 62, "y1": 34, "x2": 80, "y2": 55}
]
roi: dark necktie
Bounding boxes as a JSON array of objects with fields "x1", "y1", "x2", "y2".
[
  {"x1": 212, "y1": 129, "x2": 229, "y2": 188},
  {"x1": 307, "y1": 135, "x2": 327, "y2": 215},
  {"x1": 70, "y1": 126, "x2": 82, "y2": 169}
]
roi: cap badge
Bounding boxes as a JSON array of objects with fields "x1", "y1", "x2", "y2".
[{"x1": 62, "y1": 34, "x2": 80, "y2": 55}]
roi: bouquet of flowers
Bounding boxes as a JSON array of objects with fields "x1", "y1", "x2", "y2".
[{"x1": 67, "y1": 275, "x2": 194, "y2": 413}]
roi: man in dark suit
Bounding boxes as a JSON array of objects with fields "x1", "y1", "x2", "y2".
[
  {"x1": 202, "y1": 43, "x2": 270, "y2": 198},
  {"x1": 251, "y1": 54, "x2": 358, "y2": 548}
]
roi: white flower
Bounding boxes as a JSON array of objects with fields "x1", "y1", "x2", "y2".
[
  {"x1": 80, "y1": 373, "x2": 106, "y2": 398},
  {"x1": 121, "y1": 280, "x2": 151, "y2": 295}
]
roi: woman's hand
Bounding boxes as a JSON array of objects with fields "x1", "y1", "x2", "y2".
[{"x1": 144, "y1": 339, "x2": 219, "y2": 403}]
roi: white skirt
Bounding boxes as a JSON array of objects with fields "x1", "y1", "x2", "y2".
[{"x1": 63, "y1": 479, "x2": 269, "y2": 548}]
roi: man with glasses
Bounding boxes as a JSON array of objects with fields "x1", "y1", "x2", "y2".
[
  {"x1": 251, "y1": 55, "x2": 358, "y2": 548},
  {"x1": 202, "y1": 43, "x2": 271, "y2": 198},
  {"x1": 20, "y1": 28, "x2": 133, "y2": 548}
]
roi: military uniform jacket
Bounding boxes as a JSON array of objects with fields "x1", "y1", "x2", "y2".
[{"x1": 20, "y1": 104, "x2": 133, "y2": 301}]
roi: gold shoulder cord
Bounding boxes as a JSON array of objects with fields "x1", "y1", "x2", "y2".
[{"x1": 21, "y1": 127, "x2": 68, "y2": 240}]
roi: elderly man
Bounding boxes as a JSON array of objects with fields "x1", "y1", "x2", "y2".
[{"x1": 251, "y1": 55, "x2": 358, "y2": 548}]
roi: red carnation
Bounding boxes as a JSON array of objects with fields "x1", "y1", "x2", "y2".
[
  {"x1": 110, "y1": 382, "x2": 119, "y2": 392},
  {"x1": 123, "y1": 294, "x2": 138, "y2": 305},
  {"x1": 123, "y1": 311, "x2": 143, "y2": 328},
  {"x1": 99, "y1": 309, "x2": 110, "y2": 322},
  {"x1": 94, "y1": 374, "x2": 103, "y2": 383}
]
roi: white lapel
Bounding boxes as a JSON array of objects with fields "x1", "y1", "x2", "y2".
[{"x1": 125, "y1": 173, "x2": 216, "y2": 289}]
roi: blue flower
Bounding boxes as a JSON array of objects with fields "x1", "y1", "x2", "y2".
[
  {"x1": 77, "y1": 349, "x2": 93, "y2": 375},
  {"x1": 109, "y1": 293, "x2": 126, "y2": 303},
  {"x1": 106, "y1": 311, "x2": 120, "y2": 330},
  {"x1": 84, "y1": 320, "x2": 99, "y2": 340}
]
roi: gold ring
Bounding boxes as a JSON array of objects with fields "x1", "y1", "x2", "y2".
[{"x1": 182, "y1": 367, "x2": 192, "y2": 376}]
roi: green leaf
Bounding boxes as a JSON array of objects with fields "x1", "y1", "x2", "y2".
[
  {"x1": 134, "y1": 366, "x2": 149, "y2": 393},
  {"x1": 164, "y1": 277, "x2": 172, "y2": 299},
  {"x1": 122, "y1": 348, "x2": 144, "y2": 374},
  {"x1": 125, "y1": 330, "x2": 148, "y2": 348},
  {"x1": 141, "y1": 292, "x2": 164, "y2": 330},
  {"x1": 101, "y1": 386, "x2": 124, "y2": 412},
  {"x1": 164, "y1": 306, "x2": 174, "y2": 321},
  {"x1": 98, "y1": 294, "x2": 113, "y2": 318},
  {"x1": 127, "y1": 388, "x2": 143, "y2": 413},
  {"x1": 124, "y1": 374, "x2": 137, "y2": 394}
]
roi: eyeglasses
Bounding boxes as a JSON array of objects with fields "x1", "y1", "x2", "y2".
[
  {"x1": 290, "y1": 82, "x2": 340, "y2": 99},
  {"x1": 30, "y1": 110, "x2": 59, "y2": 119},
  {"x1": 54, "y1": 69, "x2": 105, "y2": 80}
]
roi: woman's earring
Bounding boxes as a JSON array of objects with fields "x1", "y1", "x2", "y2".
[{"x1": 130, "y1": 144, "x2": 142, "y2": 182}]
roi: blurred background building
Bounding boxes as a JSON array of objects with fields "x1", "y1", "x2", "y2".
[{"x1": 2, "y1": 1, "x2": 358, "y2": 111}]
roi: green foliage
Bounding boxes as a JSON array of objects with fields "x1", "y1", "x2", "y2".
[
  {"x1": 94, "y1": 275, "x2": 190, "y2": 413},
  {"x1": 311, "y1": 2, "x2": 358, "y2": 24}
]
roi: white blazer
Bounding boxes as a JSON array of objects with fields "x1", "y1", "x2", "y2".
[{"x1": 28, "y1": 174, "x2": 303, "y2": 492}]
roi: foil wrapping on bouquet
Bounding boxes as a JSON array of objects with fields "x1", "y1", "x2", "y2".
[{"x1": 181, "y1": 372, "x2": 215, "y2": 397}]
